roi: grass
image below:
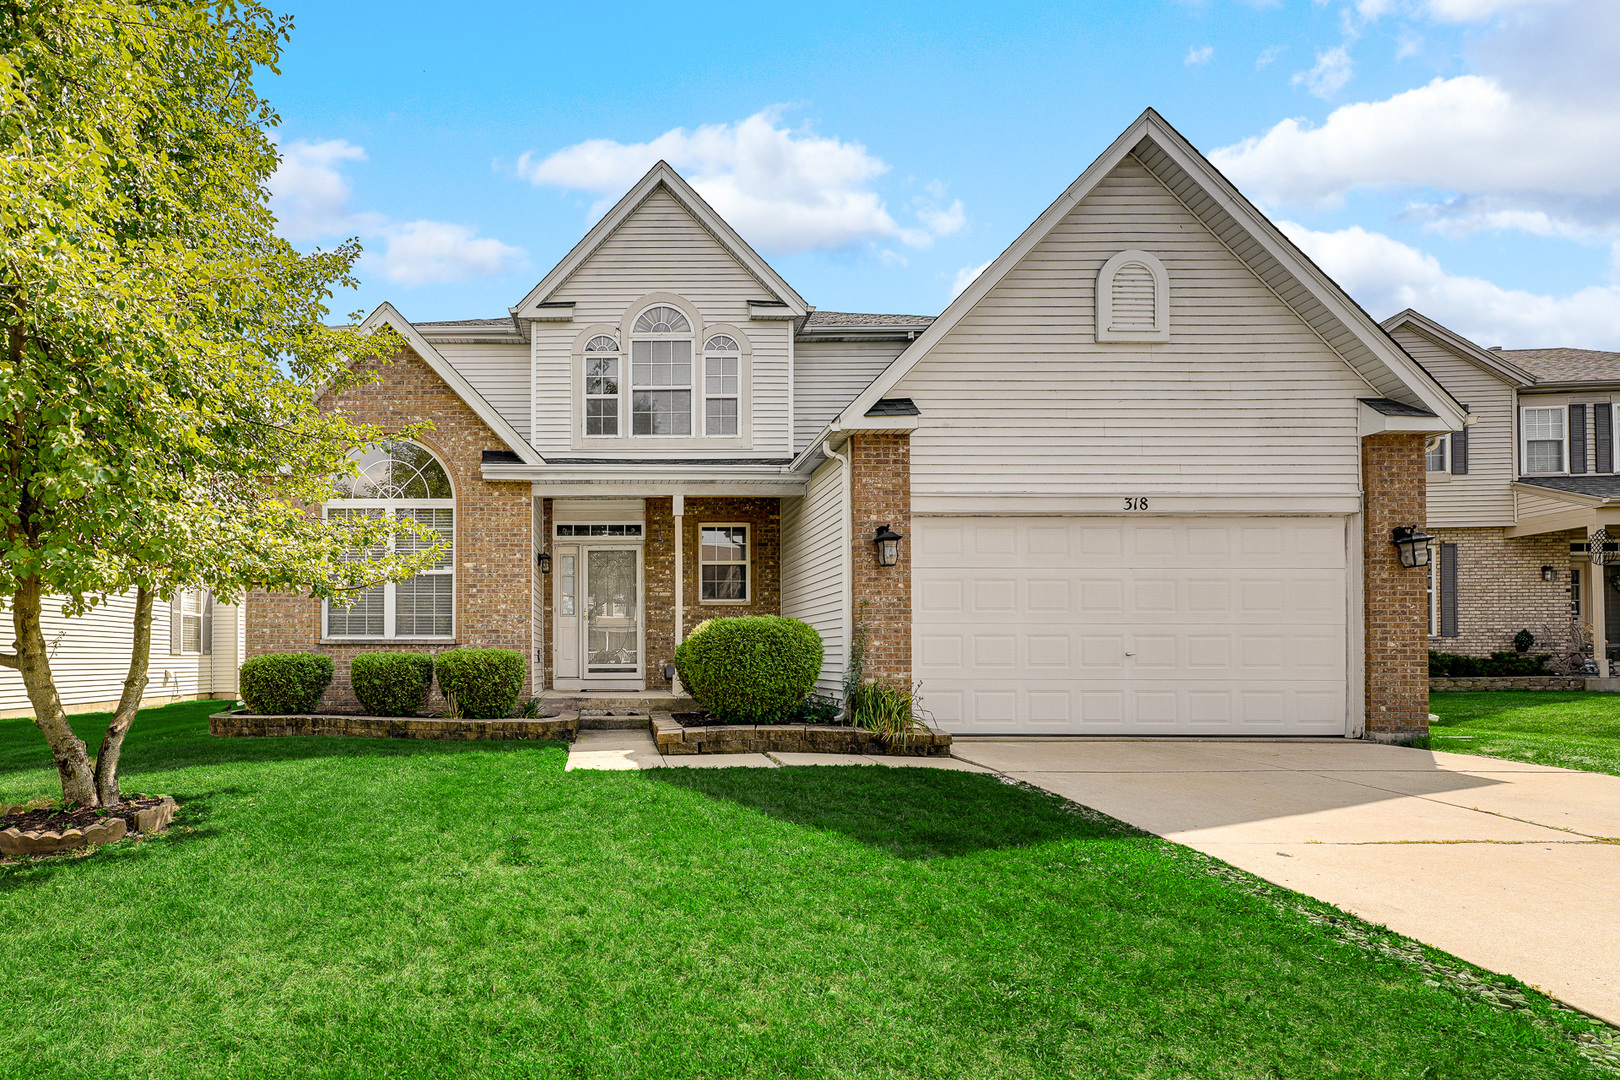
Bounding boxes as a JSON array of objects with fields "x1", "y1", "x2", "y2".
[
  {"x1": 0, "y1": 701, "x2": 1614, "y2": 1079},
  {"x1": 1427, "y1": 691, "x2": 1620, "y2": 777}
]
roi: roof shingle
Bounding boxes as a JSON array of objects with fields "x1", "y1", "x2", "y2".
[{"x1": 1500, "y1": 348, "x2": 1620, "y2": 383}]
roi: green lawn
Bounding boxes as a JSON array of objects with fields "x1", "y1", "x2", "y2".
[
  {"x1": 1, "y1": 701, "x2": 1613, "y2": 1079},
  {"x1": 1428, "y1": 691, "x2": 1620, "y2": 776}
]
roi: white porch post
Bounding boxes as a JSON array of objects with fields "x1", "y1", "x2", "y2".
[
  {"x1": 1590, "y1": 524, "x2": 1608, "y2": 677},
  {"x1": 672, "y1": 494, "x2": 685, "y2": 694}
]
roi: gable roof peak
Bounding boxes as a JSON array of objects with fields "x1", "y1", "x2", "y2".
[{"x1": 1381, "y1": 308, "x2": 1535, "y2": 387}]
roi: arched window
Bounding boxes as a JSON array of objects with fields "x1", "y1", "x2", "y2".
[
  {"x1": 630, "y1": 304, "x2": 693, "y2": 435},
  {"x1": 1096, "y1": 249, "x2": 1169, "y2": 343},
  {"x1": 703, "y1": 334, "x2": 741, "y2": 436},
  {"x1": 326, "y1": 441, "x2": 455, "y2": 639},
  {"x1": 584, "y1": 334, "x2": 621, "y2": 436}
]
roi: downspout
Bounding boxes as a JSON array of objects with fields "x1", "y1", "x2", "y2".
[
  {"x1": 673, "y1": 493, "x2": 685, "y2": 694},
  {"x1": 823, "y1": 437, "x2": 853, "y2": 701}
]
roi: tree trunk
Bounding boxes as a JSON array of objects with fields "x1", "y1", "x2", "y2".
[
  {"x1": 95, "y1": 586, "x2": 155, "y2": 807},
  {"x1": 14, "y1": 576, "x2": 98, "y2": 806}
]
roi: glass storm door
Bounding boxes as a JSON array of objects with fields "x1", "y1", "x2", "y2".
[{"x1": 584, "y1": 547, "x2": 640, "y2": 677}]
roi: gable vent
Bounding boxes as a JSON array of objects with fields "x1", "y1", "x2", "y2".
[{"x1": 1096, "y1": 248, "x2": 1169, "y2": 343}]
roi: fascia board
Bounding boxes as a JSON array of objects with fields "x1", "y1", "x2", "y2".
[
  {"x1": 1382, "y1": 310, "x2": 1534, "y2": 386},
  {"x1": 1358, "y1": 401, "x2": 1454, "y2": 437},
  {"x1": 359, "y1": 303, "x2": 545, "y2": 466},
  {"x1": 511, "y1": 163, "x2": 808, "y2": 318},
  {"x1": 1509, "y1": 481, "x2": 1607, "y2": 508}
]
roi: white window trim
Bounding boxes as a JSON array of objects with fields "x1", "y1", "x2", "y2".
[
  {"x1": 171, "y1": 590, "x2": 212, "y2": 656},
  {"x1": 1096, "y1": 248, "x2": 1169, "y2": 343},
  {"x1": 630, "y1": 303, "x2": 695, "y2": 438},
  {"x1": 698, "y1": 522, "x2": 751, "y2": 605},
  {"x1": 1520, "y1": 405, "x2": 1569, "y2": 475},
  {"x1": 1427, "y1": 557, "x2": 1437, "y2": 637},
  {"x1": 583, "y1": 335, "x2": 622, "y2": 439},
  {"x1": 1425, "y1": 433, "x2": 1449, "y2": 474},
  {"x1": 702, "y1": 336, "x2": 741, "y2": 437}
]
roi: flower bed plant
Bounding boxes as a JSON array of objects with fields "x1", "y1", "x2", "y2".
[
  {"x1": 674, "y1": 616, "x2": 823, "y2": 724},
  {"x1": 1429, "y1": 650, "x2": 1553, "y2": 677}
]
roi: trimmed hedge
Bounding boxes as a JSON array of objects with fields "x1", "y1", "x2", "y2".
[
  {"x1": 1428, "y1": 650, "x2": 1551, "y2": 677},
  {"x1": 240, "y1": 653, "x2": 335, "y2": 715},
  {"x1": 350, "y1": 652, "x2": 434, "y2": 717},
  {"x1": 435, "y1": 648, "x2": 526, "y2": 719},
  {"x1": 675, "y1": 616, "x2": 823, "y2": 724}
]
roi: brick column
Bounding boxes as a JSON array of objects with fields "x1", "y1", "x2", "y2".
[
  {"x1": 1362, "y1": 432, "x2": 1430, "y2": 741},
  {"x1": 850, "y1": 432, "x2": 912, "y2": 689}
]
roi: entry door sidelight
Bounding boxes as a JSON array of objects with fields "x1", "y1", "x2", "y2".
[{"x1": 584, "y1": 547, "x2": 640, "y2": 676}]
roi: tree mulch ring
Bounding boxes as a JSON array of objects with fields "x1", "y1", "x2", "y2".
[
  {"x1": 0, "y1": 794, "x2": 168, "y2": 835},
  {"x1": 0, "y1": 794, "x2": 177, "y2": 858}
]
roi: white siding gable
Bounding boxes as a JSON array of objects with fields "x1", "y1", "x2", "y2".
[
  {"x1": 437, "y1": 342, "x2": 530, "y2": 441},
  {"x1": 794, "y1": 338, "x2": 909, "y2": 451},
  {"x1": 891, "y1": 155, "x2": 1372, "y2": 514}
]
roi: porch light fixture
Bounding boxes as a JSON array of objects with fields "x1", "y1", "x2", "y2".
[
  {"x1": 873, "y1": 525, "x2": 903, "y2": 567},
  {"x1": 1390, "y1": 526, "x2": 1434, "y2": 569},
  {"x1": 1542, "y1": 565, "x2": 1556, "y2": 582},
  {"x1": 537, "y1": 550, "x2": 552, "y2": 575}
]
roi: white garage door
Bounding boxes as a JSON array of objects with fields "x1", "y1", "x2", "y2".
[{"x1": 914, "y1": 517, "x2": 1350, "y2": 735}]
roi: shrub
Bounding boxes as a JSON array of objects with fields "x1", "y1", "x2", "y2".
[
  {"x1": 675, "y1": 616, "x2": 823, "y2": 723},
  {"x1": 350, "y1": 652, "x2": 434, "y2": 717},
  {"x1": 787, "y1": 693, "x2": 843, "y2": 725},
  {"x1": 434, "y1": 648, "x2": 526, "y2": 719},
  {"x1": 239, "y1": 653, "x2": 335, "y2": 714},
  {"x1": 852, "y1": 681, "x2": 927, "y2": 745},
  {"x1": 1513, "y1": 629, "x2": 1535, "y2": 653},
  {"x1": 1429, "y1": 650, "x2": 1552, "y2": 677}
]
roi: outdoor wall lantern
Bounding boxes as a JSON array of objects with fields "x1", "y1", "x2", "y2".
[
  {"x1": 873, "y1": 525, "x2": 904, "y2": 567},
  {"x1": 1390, "y1": 526, "x2": 1434, "y2": 569},
  {"x1": 1542, "y1": 565, "x2": 1557, "y2": 582},
  {"x1": 537, "y1": 550, "x2": 552, "y2": 575}
]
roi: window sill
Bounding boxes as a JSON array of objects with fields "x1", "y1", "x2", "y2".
[
  {"x1": 697, "y1": 600, "x2": 750, "y2": 606},
  {"x1": 319, "y1": 638, "x2": 458, "y2": 646}
]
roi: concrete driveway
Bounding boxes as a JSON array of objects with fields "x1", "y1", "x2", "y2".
[{"x1": 950, "y1": 738, "x2": 1620, "y2": 1026}]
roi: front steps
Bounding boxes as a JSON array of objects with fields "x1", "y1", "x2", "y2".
[{"x1": 538, "y1": 689, "x2": 696, "y2": 728}]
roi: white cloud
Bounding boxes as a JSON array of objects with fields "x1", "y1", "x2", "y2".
[
  {"x1": 1424, "y1": 0, "x2": 1558, "y2": 21},
  {"x1": 1281, "y1": 221, "x2": 1620, "y2": 348},
  {"x1": 1255, "y1": 45, "x2": 1285, "y2": 69},
  {"x1": 950, "y1": 257, "x2": 995, "y2": 299},
  {"x1": 269, "y1": 138, "x2": 526, "y2": 286},
  {"x1": 1292, "y1": 45, "x2": 1354, "y2": 99},
  {"x1": 1185, "y1": 45, "x2": 1214, "y2": 66},
  {"x1": 517, "y1": 109, "x2": 965, "y2": 254}
]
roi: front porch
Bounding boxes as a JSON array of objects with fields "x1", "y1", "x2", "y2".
[{"x1": 1507, "y1": 477, "x2": 1620, "y2": 673}]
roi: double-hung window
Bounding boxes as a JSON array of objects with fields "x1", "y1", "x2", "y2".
[
  {"x1": 1522, "y1": 407, "x2": 1566, "y2": 474},
  {"x1": 325, "y1": 441, "x2": 455, "y2": 640},
  {"x1": 699, "y1": 525, "x2": 749, "y2": 602},
  {"x1": 584, "y1": 335, "x2": 620, "y2": 436},
  {"x1": 631, "y1": 305, "x2": 693, "y2": 435},
  {"x1": 1425, "y1": 434, "x2": 1448, "y2": 473},
  {"x1": 703, "y1": 335, "x2": 741, "y2": 436},
  {"x1": 170, "y1": 590, "x2": 213, "y2": 655}
]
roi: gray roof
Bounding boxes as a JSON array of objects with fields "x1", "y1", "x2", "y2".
[
  {"x1": 804, "y1": 311, "x2": 935, "y2": 329},
  {"x1": 1516, "y1": 475, "x2": 1620, "y2": 500},
  {"x1": 1500, "y1": 348, "x2": 1620, "y2": 384},
  {"x1": 416, "y1": 317, "x2": 515, "y2": 331},
  {"x1": 865, "y1": 398, "x2": 920, "y2": 417},
  {"x1": 1359, "y1": 397, "x2": 1437, "y2": 417}
]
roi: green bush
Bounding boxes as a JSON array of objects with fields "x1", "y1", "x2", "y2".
[
  {"x1": 239, "y1": 653, "x2": 335, "y2": 714},
  {"x1": 1429, "y1": 650, "x2": 1552, "y2": 677},
  {"x1": 675, "y1": 616, "x2": 823, "y2": 723},
  {"x1": 787, "y1": 693, "x2": 843, "y2": 725},
  {"x1": 852, "y1": 681, "x2": 926, "y2": 746},
  {"x1": 434, "y1": 648, "x2": 526, "y2": 719},
  {"x1": 350, "y1": 652, "x2": 434, "y2": 716}
]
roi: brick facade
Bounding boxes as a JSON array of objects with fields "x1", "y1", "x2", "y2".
[
  {"x1": 1428, "y1": 526, "x2": 1582, "y2": 657},
  {"x1": 850, "y1": 433, "x2": 912, "y2": 690},
  {"x1": 246, "y1": 348, "x2": 534, "y2": 711},
  {"x1": 1361, "y1": 432, "x2": 1430, "y2": 741}
]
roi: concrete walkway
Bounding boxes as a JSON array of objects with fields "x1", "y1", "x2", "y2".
[
  {"x1": 564, "y1": 728, "x2": 993, "y2": 772},
  {"x1": 948, "y1": 738, "x2": 1620, "y2": 1026}
]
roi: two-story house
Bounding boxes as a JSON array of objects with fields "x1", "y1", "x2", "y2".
[
  {"x1": 246, "y1": 110, "x2": 1464, "y2": 740},
  {"x1": 1385, "y1": 309, "x2": 1620, "y2": 674}
]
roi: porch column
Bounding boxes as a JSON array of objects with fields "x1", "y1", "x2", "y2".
[
  {"x1": 672, "y1": 494, "x2": 684, "y2": 694},
  {"x1": 1590, "y1": 524, "x2": 1608, "y2": 677}
]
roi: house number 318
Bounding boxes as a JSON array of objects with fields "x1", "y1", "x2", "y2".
[{"x1": 1123, "y1": 497, "x2": 1149, "y2": 511}]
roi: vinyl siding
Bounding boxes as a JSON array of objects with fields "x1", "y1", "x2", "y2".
[
  {"x1": 1514, "y1": 488, "x2": 1588, "y2": 523},
  {"x1": 892, "y1": 155, "x2": 1369, "y2": 510},
  {"x1": 793, "y1": 338, "x2": 907, "y2": 451},
  {"x1": 780, "y1": 455, "x2": 845, "y2": 697},
  {"x1": 0, "y1": 592, "x2": 242, "y2": 716},
  {"x1": 1388, "y1": 328, "x2": 1518, "y2": 527},
  {"x1": 438, "y1": 342, "x2": 531, "y2": 441},
  {"x1": 534, "y1": 188, "x2": 791, "y2": 456}
]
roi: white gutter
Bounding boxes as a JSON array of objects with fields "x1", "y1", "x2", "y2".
[{"x1": 823, "y1": 440, "x2": 853, "y2": 701}]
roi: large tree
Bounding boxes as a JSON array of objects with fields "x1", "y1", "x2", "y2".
[{"x1": 0, "y1": 2, "x2": 438, "y2": 806}]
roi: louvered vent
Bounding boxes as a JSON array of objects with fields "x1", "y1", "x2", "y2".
[{"x1": 1110, "y1": 263, "x2": 1157, "y2": 331}]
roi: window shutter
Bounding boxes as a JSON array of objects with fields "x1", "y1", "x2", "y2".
[
  {"x1": 1570, "y1": 404, "x2": 1588, "y2": 473},
  {"x1": 1597, "y1": 403, "x2": 1614, "y2": 474},
  {"x1": 1439, "y1": 542, "x2": 1459, "y2": 638},
  {"x1": 201, "y1": 593, "x2": 213, "y2": 656},
  {"x1": 169, "y1": 595, "x2": 183, "y2": 655},
  {"x1": 1451, "y1": 404, "x2": 1469, "y2": 475}
]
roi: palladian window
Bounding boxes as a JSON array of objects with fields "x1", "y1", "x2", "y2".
[
  {"x1": 326, "y1": 441, "x2": 455, "y2": 639},
  {"x1": 631, "y1": 304, "x2": 693, "y2": 435}
]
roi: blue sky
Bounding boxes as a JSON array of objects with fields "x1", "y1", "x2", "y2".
[{"x1": 266, "y1": 0, "x2": 1620, "y2": 348}]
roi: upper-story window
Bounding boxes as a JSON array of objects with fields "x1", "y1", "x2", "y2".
[
  {"x1": 326, "y1": 441, "x2": 455, "y2": 640},
  {"x1": 631, "y1": 305, "x2": 693, "y2": 435},
  {"x1": 703, "y1": 335, "x2": 741, "y2": 436},
  {"x1": 1522, "y1": 407, "x2": 1566, "y2": 475},
  {"x1": 584, "y1": 335, "x2": 620, "y2": 436},
  {"x1": 1425, "y1": 435, "x2": 1448, "y2": 473}
]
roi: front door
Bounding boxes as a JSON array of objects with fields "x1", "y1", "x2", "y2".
[{"x1": 583, "y1": 546, "x2": 642, "y2": 685}]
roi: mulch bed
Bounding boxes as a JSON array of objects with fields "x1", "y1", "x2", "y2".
[
  {"x1": 1, "y1": 794, "x2": 169, "y2": 836},
  {"x1": 671, "y1": 710, "x2": 855, "y2": 729}
]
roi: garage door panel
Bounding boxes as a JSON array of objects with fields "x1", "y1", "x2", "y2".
[{"x1": 914, "y1": 516, "x2": 1350, "y2": 735}]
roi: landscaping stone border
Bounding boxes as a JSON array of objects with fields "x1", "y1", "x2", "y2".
[
  {"x1": 0, "y1": 795, "x2": 174, "y2": 857},
  {"x1": 209, "y1": 710, "x2": 580, "y2": 741},
  {"x1": 1430, "y1": 677, "x2": 1588, "y2": 692},
  {"x1": 651, "y1": 713, "x2": 952, "y2": 756}
]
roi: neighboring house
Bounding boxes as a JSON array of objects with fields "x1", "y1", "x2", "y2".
[
  {"x1": 247, "y1": 109, "x2": 1464, "y2": 740},
  {"x1": 0, "y1": 592, "x2": 245, "y2": 719},
  {"x1": 1385, "y1": 308, "x2": 1620, "y2": 673}
]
